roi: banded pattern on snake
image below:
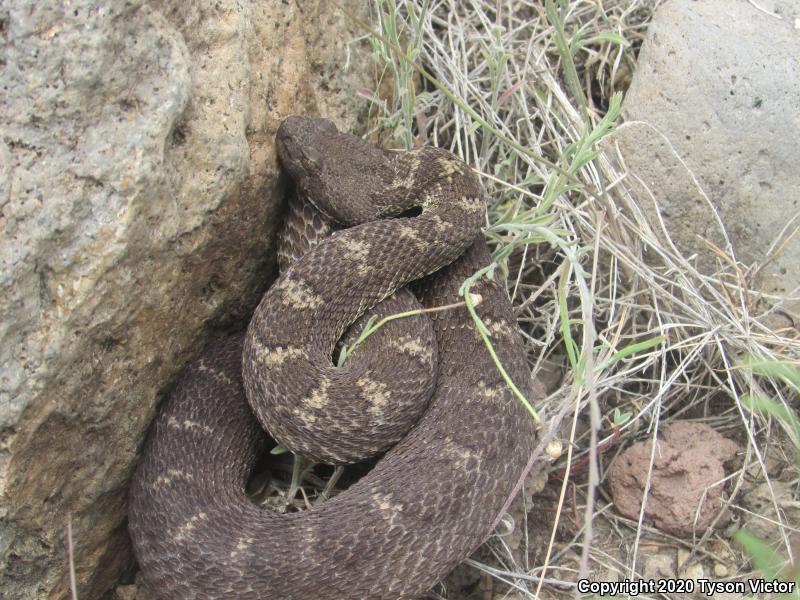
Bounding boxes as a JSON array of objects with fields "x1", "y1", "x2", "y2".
[{"x1": 128, "y1": 117, "x2": 536, "y2": 599}]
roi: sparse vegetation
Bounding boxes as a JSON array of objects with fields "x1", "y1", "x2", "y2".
[
  {"x1": 359, "y1": 0, "x2": 800, "y2": 597},
  {"x1": 737, "y1": 362, "x2": 799, "y2": 600}
]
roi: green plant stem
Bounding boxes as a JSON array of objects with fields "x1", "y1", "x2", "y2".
[
  {"x1": 287, "y1": 456, "x2": 313, "y2": 505},
  {"x1": 545, "y1": 0, "x2": 588, "y2": 118},
  {"x1": 339, "y1": 299, "x2": 472, "y2": 365},
  {"x1": 461, "y1": 277, "x2": 541, "y2": 423}
]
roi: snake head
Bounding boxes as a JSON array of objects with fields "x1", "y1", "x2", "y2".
[
  {"x1": 276, "y1": 117, "x2": 334, "y2": 181},
  {"x1": 276, "y1": 116, "x2": 405, "y2": 225}
]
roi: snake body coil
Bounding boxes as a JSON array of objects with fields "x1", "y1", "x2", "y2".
[{"x1": 128, "y1": 117, "x2": 536, "y2": 599}]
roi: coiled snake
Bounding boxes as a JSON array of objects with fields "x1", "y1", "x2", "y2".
[{"x1": 128, "y1": 117, "x2": 536, "y2": 599}]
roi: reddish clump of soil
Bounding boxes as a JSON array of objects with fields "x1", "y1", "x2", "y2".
[{"x1": 608, "y1": 421, "x2": 739, "y2": 537}]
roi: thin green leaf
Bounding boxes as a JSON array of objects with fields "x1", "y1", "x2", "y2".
[
  {"x1": 570, "y1": 33, "x2": 628, "y2": 56},
  {"x1": 735, "y1": 530, "x2": 786, "y2": 580},
  {"x1": 601, "y1": 336, "x2": 666, "y2": 370}
]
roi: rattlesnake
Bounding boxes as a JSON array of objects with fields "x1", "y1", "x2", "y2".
[{"x1": 128, "y1": 117, "x2": 537, "y2": 599}]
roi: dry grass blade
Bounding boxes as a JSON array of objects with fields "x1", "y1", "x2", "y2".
[{"x1": 67, "y1": 516, "x2": 79, "y2": 600}]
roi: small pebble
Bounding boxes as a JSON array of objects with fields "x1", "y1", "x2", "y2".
[
  {"x1": 685, "y1": 562, "x2": 704, "y2": 581},
  {"x1": 545, "y1": 439, "x2": 563, "y2": 459}
]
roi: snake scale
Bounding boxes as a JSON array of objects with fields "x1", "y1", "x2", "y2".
[{"x1": 128, "y1": 117, "x2": 537, "y2": 599}]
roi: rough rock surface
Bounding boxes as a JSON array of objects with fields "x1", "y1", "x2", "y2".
[
  {"x1": 741, "y1": 480, "x2": 800, "y2": 545},
  {"x1": 608, "y1": 422, "x2": 739, "y2": 537},
  {"x1": 0, "y1": 1, "x2": 374, "y2": 598},
  {"x1": 614, "y1": 0, "x2": 800, "y2": 321}
]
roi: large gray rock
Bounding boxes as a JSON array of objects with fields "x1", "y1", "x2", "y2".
[
  {"x1": 0, "y1": 1, "x2": 373, "y2": 597},
  {"x1": 615, "y1": 0, "x2": 800, "y2": 321}
]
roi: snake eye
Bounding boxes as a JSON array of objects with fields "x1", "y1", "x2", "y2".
[
  {"x1": 302, "y1": 157, "x2": 319, "y2": 173},
  {"x1": 301, "y1": 147, "x2": 323, "y2": 174}
]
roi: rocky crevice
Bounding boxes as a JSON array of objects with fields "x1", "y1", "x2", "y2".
[{"x1": 0, "y1": 1, "x2": 374, "y2": 598}]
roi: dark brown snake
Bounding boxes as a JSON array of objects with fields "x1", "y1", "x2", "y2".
[{"x1": 128, "y1": 117, "x2": 537, "y2": 599}]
